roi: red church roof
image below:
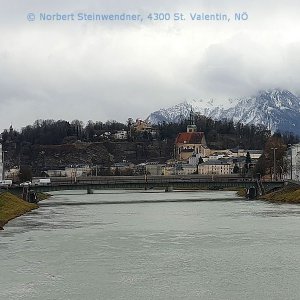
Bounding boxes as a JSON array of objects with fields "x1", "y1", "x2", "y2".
[{"x1": 175, "y1": 132, "x2": 205, "y2": 144}]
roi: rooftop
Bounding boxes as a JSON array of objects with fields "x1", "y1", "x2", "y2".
[{"x1": 176, "y1": 132, "x2": 205, "y2": 144}]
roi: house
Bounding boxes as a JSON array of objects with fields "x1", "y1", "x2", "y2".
[
  {"x1": 229, "y1": 148, "x2": 263, "y2": 159},
  {"x1": 188, "y1": 153, "x2": 203, "y2": 165},
  {"x1": 44, "y1": 165, "x2": 92, "y2": 178},
  {"x1": 134, "y1": 119, "x2": 152, "y2": 133},
  {"x1": 198, "y1": 160, "x2": 231, "y2": 175},
  {"x1": 110, "y1": 162, "x2": 135, "y2": 175},
  {"x1": 134, "y1": 163, "x2": 146, "y2": 175},
  {"x1": 210, "y1": 150, "x2": 234, "y2": 158},
  {"x1": 161, "y1": 161, "x2": 198, "y2": 176},
  {"x1": 44, "y1": 169, "x2": 66, "y2": 177},
  {"x1": 162, "y1": 160, "x2": 179, "y2": 175},
  {"x1": 114, "y1": 130, "x2": 128, "y2": 140},
  {"x1": 227, "y1": 157, "x2": 247, "y2": 171},
  {"x1": 65, "y1": 165, "x2": 92, "y2": 177},
  {"x1": 247, "y1": 150, "x2": 263, "y2": 159},
  {"x1": 132, "y1": 119, "x2": 158, "y2": 139},
  {"x1": 177, "y1": 164, "x2": 198, "y2": 175},
  {"x1": 5, "y1": 167, "x2": 20, "y2": 180},
  {"x1": 208, "y1": 154, "x2": 226, "y2": 160},
  {"x1": 145, "y1": 162, "x2": 164, "y2": 175},
  {"x1": 162, "y1": 165, "x2": 175, "y2": 176}
]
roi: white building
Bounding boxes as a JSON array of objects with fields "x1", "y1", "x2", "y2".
[
  {"x1": 162, "y1": 165, "x2": 175, "y2": 176},
  {"x1": 5, "y1": 167, "x2": 20, "y2": 180},
  {"x1": 247, "y1": 150, "x2": 263, "y2": 160},
  {"x1": 65, "y1": 165, "x2": 92, "y2": 178},
  {"x1": 45, "y1": 166, "x2": 92, "y2": 178},
  {"x1": 0, "y1": 144, "x2": 3, "y2": 181},
  {"x1": 162, "y1": 162, "x2": 198, "y2": 176},
  {"x1": 177, "y1": 164, "x2": 198, "y2": 175},
  {"x1": 146, "y1": 163, "x2": 164, "y2": 176},
  {"x1": 229, "y1": 149, "x2": 263, "y2": 159},
  {"x1": 114, "y1": 130, "x2": 128, "y2": 140},
  {"x1": 208, "y1": 154, "x2": 226, "y2": 160},
  {"x1": 45, "y1": 169, "x2": 66, "y2": 177},
  {"x1": 198, "y1": 160, "x2": 231, "y2": 175},
  {"x1": 287, "y1": 144, "x2": 300, "y2": 181},
  {"x1": 188, "y1": 154, "x2": 203, "y2": 165}
]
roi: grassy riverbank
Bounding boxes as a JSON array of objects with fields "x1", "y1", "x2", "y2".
[
  {"x1": 0, "y1": 192, "x2": 38, "y2": 230},
  {"x1": 260, "y1": 184, "x2": 300, "y2": 204},
  {"x1": 234, "y1": 184, "x2": 300, "y2": 203},
  {"x1": 236, "y1": 188, "x2": 247, "y2": 197}
]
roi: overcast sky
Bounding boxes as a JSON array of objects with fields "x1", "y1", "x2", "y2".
[{"x1": 1, "y1": 0, "x2": 300, "y2": 130}]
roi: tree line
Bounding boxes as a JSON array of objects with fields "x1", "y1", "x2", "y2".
[{"x1": 2, "y1": 115, "x2": 299, "y2": 150}]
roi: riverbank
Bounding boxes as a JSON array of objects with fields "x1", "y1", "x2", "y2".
[
  {"x1": 234, "y1": 188, "x2": 247, "y2": 197},
  {"x1": 260, "y1": 184, "x2": 300, "y2": 204},
  {"x1": 0, "y1": 192, "x2": 38, "y2": 230}
]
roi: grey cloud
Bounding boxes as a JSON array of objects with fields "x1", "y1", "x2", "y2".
[
  {"x1": 190, "y1": 32, "x2": 300, "y2": 100},
  {"x1": 1, "y1": 0, "x2": 300, "y2": 129}
]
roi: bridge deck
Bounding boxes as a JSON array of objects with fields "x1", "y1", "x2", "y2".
[{"x1": 11, "y1": 179, "x2": 285, "y2": 194}]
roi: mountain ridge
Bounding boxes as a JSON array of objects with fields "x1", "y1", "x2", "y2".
[{"x1": 146, "y1": 89, "x2": 300, "y2": 134}]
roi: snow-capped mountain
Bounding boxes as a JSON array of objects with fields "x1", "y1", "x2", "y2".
[
  {"x1": 146, "y1": 99, "x2": 226, "y2": 124},
  {"x1": 147, "y1": 89, "x2": 300, "y2": 134}
]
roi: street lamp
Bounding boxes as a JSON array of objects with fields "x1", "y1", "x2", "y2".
[{"x1": 271, "y1": 147, "x2": 277, "y2": 181}]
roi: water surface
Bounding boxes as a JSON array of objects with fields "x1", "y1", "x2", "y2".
[{"x1": 1, "y1": 190, "x2": 300, "y2": 299}]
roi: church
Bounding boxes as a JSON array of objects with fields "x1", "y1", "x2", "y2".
[{"x1": 175, "y1": 110, "x2": 210, "y2": 161}]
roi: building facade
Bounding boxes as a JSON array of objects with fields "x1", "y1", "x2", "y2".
[
  {"x1": 114, "y1": 130, "x2": 128, "y2": 140},
  {"x1": 146, "y1": 163, "x2": 164, "y2": 176},
  {"x1": 0, "y1": 144, "x2": 3, "y2": 181},
  {"x1": 198, "y1": 160, "x2": 231, "y2": 175},
  {"x1": 287, "y1": 144, "x2": 300, "y2": 180}
]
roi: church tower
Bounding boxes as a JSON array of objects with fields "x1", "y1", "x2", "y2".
[{"x1": 187, "y1": 109, "x2": 197, "y2": 133}]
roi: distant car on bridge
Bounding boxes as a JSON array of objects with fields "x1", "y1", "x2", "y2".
[
  {"x1": 32, "y1": 178, "x2": 51, "y2": 186},
  {"x1": 0, "y1": 180, "x2": 13, "y2": 188},
  {"x1": 20, "y1": 181, "x2": 31, "y2": 187}
]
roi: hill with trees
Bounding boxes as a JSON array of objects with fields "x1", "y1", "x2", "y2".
[{"x1": 1, "y1": 114, "x2": 298, "y2": 177}]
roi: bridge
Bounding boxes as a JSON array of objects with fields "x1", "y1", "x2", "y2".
[{"x1": 12, "y1": 176, "x2": 285, "y2": 196}]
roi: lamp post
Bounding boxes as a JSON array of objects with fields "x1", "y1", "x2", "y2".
[{"x1": 271, "y1": 147, "x2": 277, "y2": 181}]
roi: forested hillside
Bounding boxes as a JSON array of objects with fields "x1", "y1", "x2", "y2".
[{"x1": 1, "y1": 115, "x2": 298, "y2": 174}]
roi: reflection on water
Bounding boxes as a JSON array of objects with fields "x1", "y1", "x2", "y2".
[{"x1": 1, "y1": 190, "x2": 300, "y2": 300}]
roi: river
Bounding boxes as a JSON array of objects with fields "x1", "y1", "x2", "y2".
[{"x1": 1, "y1": 190, "x2": 300, "y2": 300}]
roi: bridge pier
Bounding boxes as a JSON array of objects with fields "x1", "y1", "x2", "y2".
[
  {"x1": 22, "y1": 187, "x2": 38, "y2": 203},
  {"x1": 165, "y1": 186, "x2": 173, "y2": 192},
  {"x1": 246, "y1": 187, "x2": 257, "y2": 199},
  {"x1": 87, "y1": 187, "x2": 94, "y2": 194}
]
